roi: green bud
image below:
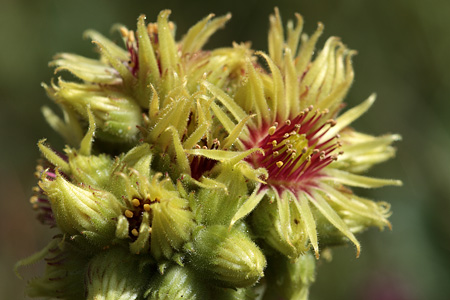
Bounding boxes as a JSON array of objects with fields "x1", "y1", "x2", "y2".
[
  {"x1": 85, "y1": 247, "x2": 148, "y2": 300},
  {"x1": 251, "y1": 194, "x2": 309, "y2": 260},
  {"x1": 17, "y1": 239, "x2": 88, "y2": 300},
  {"x1": 39, "y1": 169, "x2": 123, "y2": 244},
  {"x1": 67, "y1": 150, "x2": 114, "y2": 189},
  {"x1": 44, "y1": 79, "x2": 142, "y2": 142},
  {"x1": 150, "y1": 195, "x2": 196, "y2": 261},
  {"x1": 146, "y1": 265, "x2": 206, "y2": 300},
  {"x1": 189, "y1": 225, "x2": 266, "y2": 288}
]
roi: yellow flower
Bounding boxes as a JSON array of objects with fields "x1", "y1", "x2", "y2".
[{"x1": 216, "y1": 8, "x2": 402, "y2": 258}]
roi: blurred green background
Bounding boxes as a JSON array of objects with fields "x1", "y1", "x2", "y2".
[{"x1": 1, "y1": 0, "x2": 449, "y2": 299}]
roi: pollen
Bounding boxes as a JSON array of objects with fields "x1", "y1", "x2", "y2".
[{"x1": 125, "y1": 210, "x2": 134, "y2": 218}]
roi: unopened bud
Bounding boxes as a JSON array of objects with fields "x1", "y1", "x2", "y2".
[
  {"x1": 67, "y1": 150, "x2": 113, "y2": 188},
  {"x1": 252, "y1": 195, "x2": 309, "y2": 260},
  {"x1": 40, "y1": 170, "x2": 123, "y2": 244},
  {"x1": 85, "y1": 247, "x2": 147, "y2": 299},
  {"x1": 146, "y1": 265, "x2": 206, "y2": 300},
  {"x1": 150, "y1": 196, "x2": 195, "y2": 261},
  {"x1": 190, "y1": 225, "x2": 266, "y2": 287},
  {"x1": 44, "y1": 80, "x2": 142, "y2": 143}
]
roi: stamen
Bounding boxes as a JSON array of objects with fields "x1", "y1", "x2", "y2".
[{"x1": 125, "y1": 210, "x2": 134, "y2": 218}]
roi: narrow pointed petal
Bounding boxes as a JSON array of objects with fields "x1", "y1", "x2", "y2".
[
  {"x1": 325, "y1": 169, "x2": 402, "y2": 188},
  {"x1": 308, "y1": 191, "x2": 361, "y2": 257},
  {"x1": 294, "y1": 192, "x2": 319, "y2": 258}
]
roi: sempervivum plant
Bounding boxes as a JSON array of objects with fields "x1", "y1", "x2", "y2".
[{"x1": 16, "y1": 8, "x2": 401, "y2": 300}]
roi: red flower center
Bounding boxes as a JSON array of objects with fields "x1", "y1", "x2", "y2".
[{"x1": 243, "y1": 106, "x2": 341, "y2": 192}]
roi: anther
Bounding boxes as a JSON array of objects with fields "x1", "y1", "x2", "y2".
[
  {"x1": 131, "y1": 229, "x2": 139, "y2": 236},
  {"x1": 132, "y1": 199, "x2": 141, "y2": 207},
  {"x1": 119, "y1": 27, "x2": 129, "y2": 38},
  {"x1": 268, "y1": 126, "x2": 277, "y2": 135},
  {"x1": 283, "y1": 133, "x2": 290, "y2": 138},
  {"x1": 302, "y1": 147, "x2": 308, "y2": 153},
  {"x1": 285, "y1": 119, "x2": 291, "y2": 126},
  {"x1": 276, "y1": 161, "x2": 284, "y2": 168},
  {"x1": 143, "y1": 204, "x2": 151, "y2": 211},
  {"x1": 30, "y1": 196, "x2": 38, "y2": 204},
  {"x1": 271, "y1": 140, "x2": 278, "y2": 147},
  {"x1": 128, "y1": 30, "x2": 136, "y2": 43},
  {"x1": 273, "y1": 151, "x2": 279, "y2": 156},
  {"x1": 326, "y1": 119, "x2": 337, "y2": 127},
  {"x1": 125, "y1": 210, "x2": 134, "y2": 218}
]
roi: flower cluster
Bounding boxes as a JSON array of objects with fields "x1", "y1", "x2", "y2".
[{"x1": 16, "y1": 8, "x2": 401, "y2": 300}]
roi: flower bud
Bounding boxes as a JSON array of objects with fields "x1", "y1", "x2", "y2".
[
  {"x1": 39, "y1": 169, "x2": 123, "y2": 244},
  {"x1": 189, "y1": 225, "x2": 266, "y2": 288},
  {"x1": 44, "y1": 79, "x2": 142, "y2": 143},
  {"x1": 251, "y1": 193, "x2": 309, "y2": 260},
  {"x1": 146, "y1": 265, "x2": 207, "y2": 300},
  {"x1": 67, "y1": 150, "x2": 113, "y2": 188},
  {"x1": 85, "y1": 247, "x2": 147, "y2": 300},
  {"x1": 17, "y1": 238, "x2": 88, "y2": 299},
  {"x1": 150, "y1": 195, "x2": 196, "y2": 261}
]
